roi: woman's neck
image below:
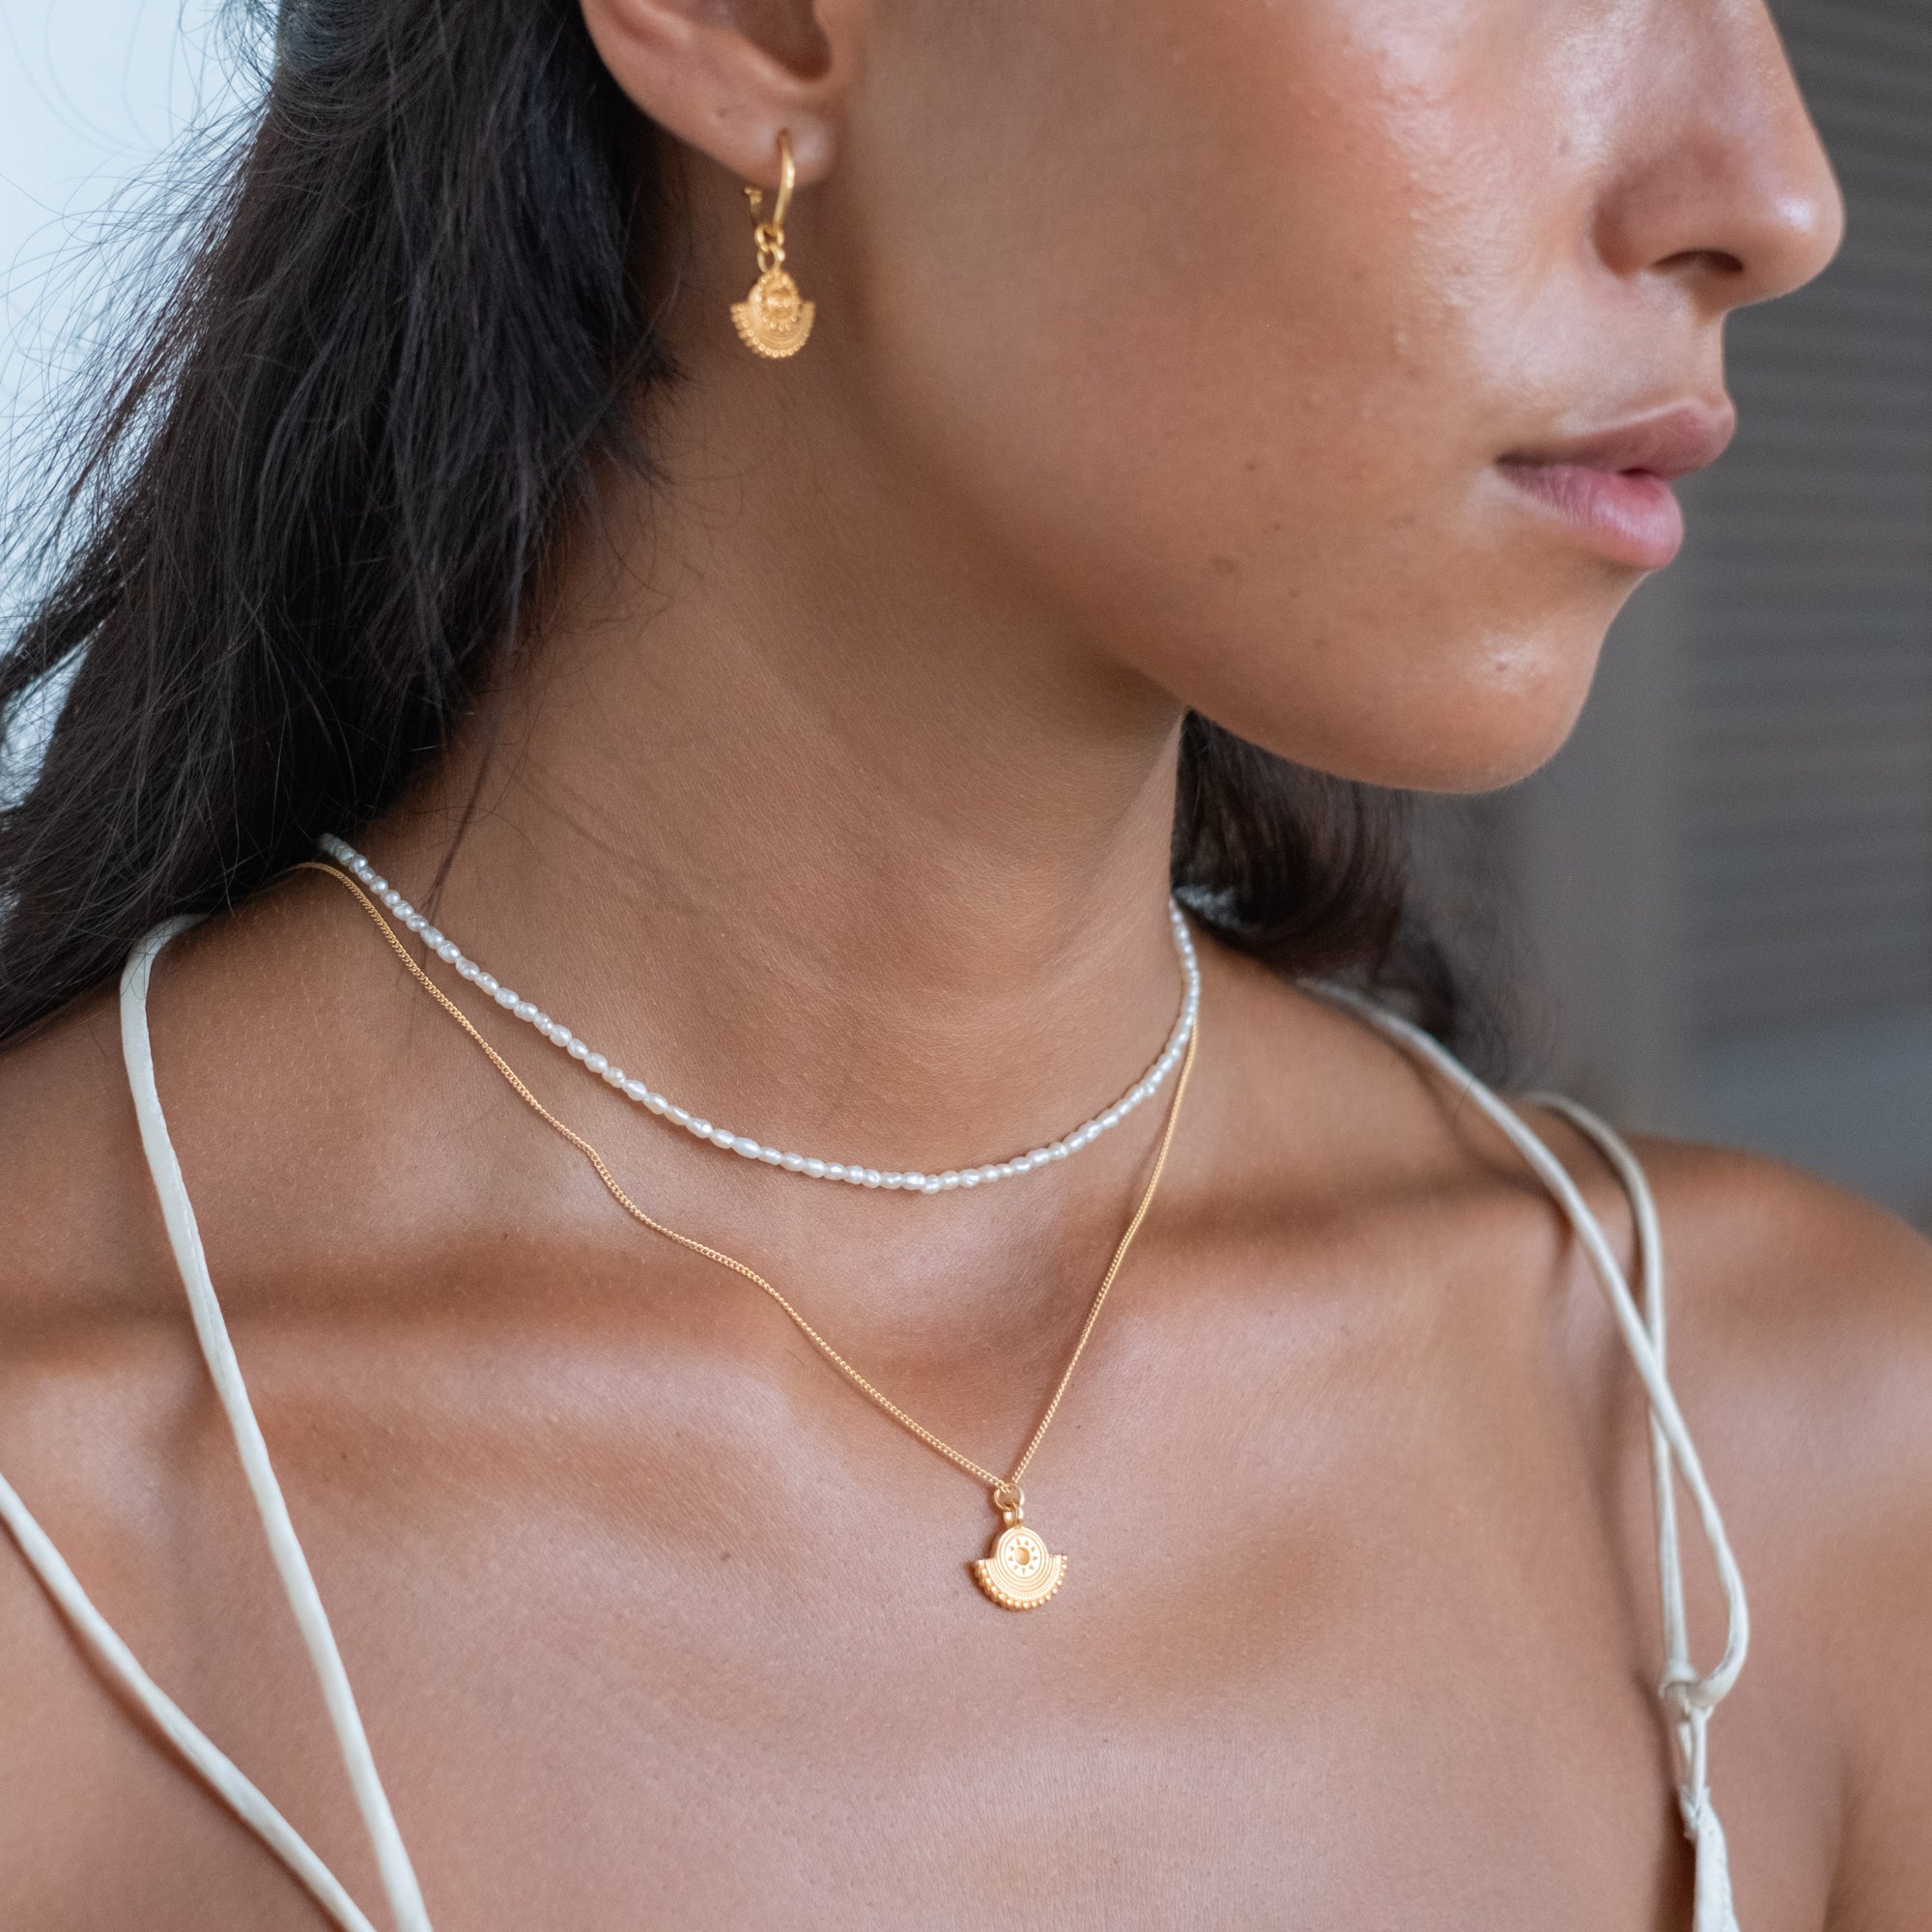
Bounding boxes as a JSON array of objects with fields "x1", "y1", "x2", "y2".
[{"x1": 361, "y1": 380, "x2": 1192, "y2": 1179}]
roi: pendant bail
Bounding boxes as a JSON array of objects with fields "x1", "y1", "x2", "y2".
[{"x1": 991, "y1": 1480, "x2": 1025, "y2": 1524}]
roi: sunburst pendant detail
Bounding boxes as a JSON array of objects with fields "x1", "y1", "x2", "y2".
[
  {"x1": 971, "y1": 1521, "x2": 1066, "y2": 1611},
  {"x1": 732, "y1": 268, "x2": 815, "y2": 359}
]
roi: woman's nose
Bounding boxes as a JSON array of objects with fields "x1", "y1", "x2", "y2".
[{"x1": 1594, "y1": 1, "x2": 1846, "y2": 316}]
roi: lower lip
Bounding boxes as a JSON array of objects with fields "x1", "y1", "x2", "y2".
[{"x1": 1495, "y1": 460, "x2": 1686, "y2": 570}]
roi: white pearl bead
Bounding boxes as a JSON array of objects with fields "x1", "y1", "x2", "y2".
[
  {"x1": 668, "y1": 1106, "x2": 690, "y2": 1125},
  {"x1": 862, "y1": 1170, "x2": 881, "y2": 1188},
  {"x1": 939, "y1": 1173, "x2": 961, "y2": 1189},
  {"x1": 689, "y1": 1119, "x2": 711, "y2": 1137},
  {"x1": 476, "y1": 973, "x2": 499, "y2": 997},
  {"x1": 644, "y1": 1093, "x2": 669, "y2": 1116},
  {"x1": 568, "y1": 1038, "x2": 590, "y2": 1061},
  {"x1": 495, "y1": 987, "x2": 519, "y2": 1009},
  {"x1": 758, "y1": 1148, "x2": 783, "y2": 1165},
  {"x1": 436, "y1": 940, "x2": 460, "y2": 963},
  {"x1": 730, "y1": 1136, "x2": 760, "y2": 1156},
  {"x1": 514, "y1": 1000, "x2": 538, "y2": 1022},
  {"x1": 582, "y1": 1049, "x2": 605, "y2": 1070},
  {"x1": 827, "y1": 1164, "x2": 847, "y2": 1180},
  {"x1": 602, "y1": 1066, "x2": 624, "y2": 1085},
  {"x1": 622, "y1": 1079, "x2": 648, "y2": 1101},
  {"x1": 781, "y1": 1153, "x2": 806, "y2": 1172},
  {"x1": 903, "y1": 1174, "x2": 925, "y2": 1190},
  {"x1": 803, "y1": 1159, "x2": 827, "y2": 1179}
]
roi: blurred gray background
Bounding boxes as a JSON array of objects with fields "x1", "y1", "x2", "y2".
[
  {"x1": 1493, "y1": 0, "x2": 1932, "y2": 1223},
  {"x1": 4, "y1": 2, "x2": 1929, "y2": 1216}
]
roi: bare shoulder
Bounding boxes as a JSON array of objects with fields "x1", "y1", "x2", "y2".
[
  {"x1": 1608, "y1": 1135, "x2": 1932, "y2": 1921},
  {"x1": 0, "y1": 975, "x2": 207, "y2": 1897},
  {"x1": 1214, "y1": 933, "x2": 1932, "y2": 1918},
  {"x1": 1628, "y1": 1135, "x2": 1932, "y2": 1518},
  {"x1": 0, "y1": 977, "x2": 168, "y2": 1336}
]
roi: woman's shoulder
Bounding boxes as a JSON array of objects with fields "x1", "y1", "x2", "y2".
[
  {"x1": 0, "y1": 978, "x2": 169, "y2": 1336},
  {"x1": 0, "y1": 974, "x2": 192, "y2": 1559},
  {"x1": 1566, "y1": 1128, "x2": 1932, "y2": 1914},
  {"x1": 1615, "y1": 1130, "x2": 1932, "y2": 1473},
  {"x1": 1470, "y1": 1060, "x2": 1932, "y2": 1595}
]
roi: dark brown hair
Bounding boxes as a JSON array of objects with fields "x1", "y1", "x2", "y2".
[{"x1": 0, "y1": 0, "x2": 1468, "y2": 1051}]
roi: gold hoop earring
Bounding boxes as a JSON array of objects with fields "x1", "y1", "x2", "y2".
[{"x1": 731, "y1": 129, "x2": 816, "y2": 359}]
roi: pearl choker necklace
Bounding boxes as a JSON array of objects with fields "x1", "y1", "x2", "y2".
[{"x1": 318, "y1": 835, "x2": 1201, "y2": 1195}]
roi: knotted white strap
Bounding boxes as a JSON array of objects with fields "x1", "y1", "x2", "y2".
[
  {"x1": 1316, "y1": 987, "x2": 1747, "y2": 1932},
  {"x1": 1538, "y1": 1097, "x2": 1742, "y2": 1932}
]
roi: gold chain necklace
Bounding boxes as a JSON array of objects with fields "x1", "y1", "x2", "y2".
[{"x1": 305, "y1": 861, "x2": 1198, "y2": 1611}]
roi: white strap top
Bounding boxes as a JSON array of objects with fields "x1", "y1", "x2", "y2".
[{"x1": 0, "y1": 921, "x2": 1748, "y2": 1931}]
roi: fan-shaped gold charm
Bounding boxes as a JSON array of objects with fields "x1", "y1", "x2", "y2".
[
  {"x1": 971, "y1": 1521, "x2": 1066, "y2": 1611},
  {"x1": 732, "y1": 269, "x2": 815, "y2": 360}
]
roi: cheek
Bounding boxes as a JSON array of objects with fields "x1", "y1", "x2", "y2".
[{"x1": 853, "y1": 0, "x2": 1638, "y2": 790}]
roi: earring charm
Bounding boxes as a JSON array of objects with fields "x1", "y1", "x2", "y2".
[{"x1": 731, "y1": 129, "x2": 815, "y2": 359}]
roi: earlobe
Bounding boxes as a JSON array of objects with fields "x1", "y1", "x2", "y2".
[{"x1": 578, "y1": 0, "x2": 851, "y2": 186}]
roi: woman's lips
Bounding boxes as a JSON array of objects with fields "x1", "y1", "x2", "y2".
[
  {"x1": 1495, "y1": 403, "x2": 1736, "y2": 571},
  {"x1": 1495, "y1": 460, "x2": 1688, "y2": 568}
]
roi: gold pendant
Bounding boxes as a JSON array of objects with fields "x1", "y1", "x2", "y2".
[
  {"x1": 971, "y1": 1520, "x2": 1066, "y2": 1611},
  {"x1": 732, "y1": 269, "x2": 815, "y2": 360}
]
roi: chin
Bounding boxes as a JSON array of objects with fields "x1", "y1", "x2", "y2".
[{"x1": 1183, "y1": 608, "x2": 1611, "y2": 800}]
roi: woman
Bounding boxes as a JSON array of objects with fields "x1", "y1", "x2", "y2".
[{"x1": 0, "y1": 0, "x2": 1924, "y2": 1924}]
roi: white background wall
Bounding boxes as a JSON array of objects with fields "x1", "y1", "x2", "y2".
[{"x1": 2, "y1": 0, "x2": 252, "y2": 564}]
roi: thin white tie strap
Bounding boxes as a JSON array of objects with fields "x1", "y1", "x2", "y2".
[
  {"x1": 117, "y1": 917, "x2": 431, "y2": 1932},
  {"x1": 0, "y1": 917, "x2": 415, "y2": 1929},
  {"x1": 0, "y1": 1464, "x2": 380, "y2": 1932},
  {"x1": 1315, "y1": 987, "x2": 1746, "y2": 1932}
]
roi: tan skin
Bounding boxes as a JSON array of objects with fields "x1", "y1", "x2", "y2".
[{"x1": 2, "y1": 0, "x2": 1929, "y2": 1924}]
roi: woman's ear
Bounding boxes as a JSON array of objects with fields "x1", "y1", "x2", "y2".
[{"x1": 578, "y1": 0, "x2": 862, "y2": 186}]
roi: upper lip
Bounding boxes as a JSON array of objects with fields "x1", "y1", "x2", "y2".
[{"x1": 1499, "y1": 402, "x2": 1737, "y2": 481}]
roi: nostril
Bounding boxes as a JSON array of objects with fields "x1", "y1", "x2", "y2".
[{"x1": 1657, "y1": 248, "x2": 1747, "y2": 278}]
